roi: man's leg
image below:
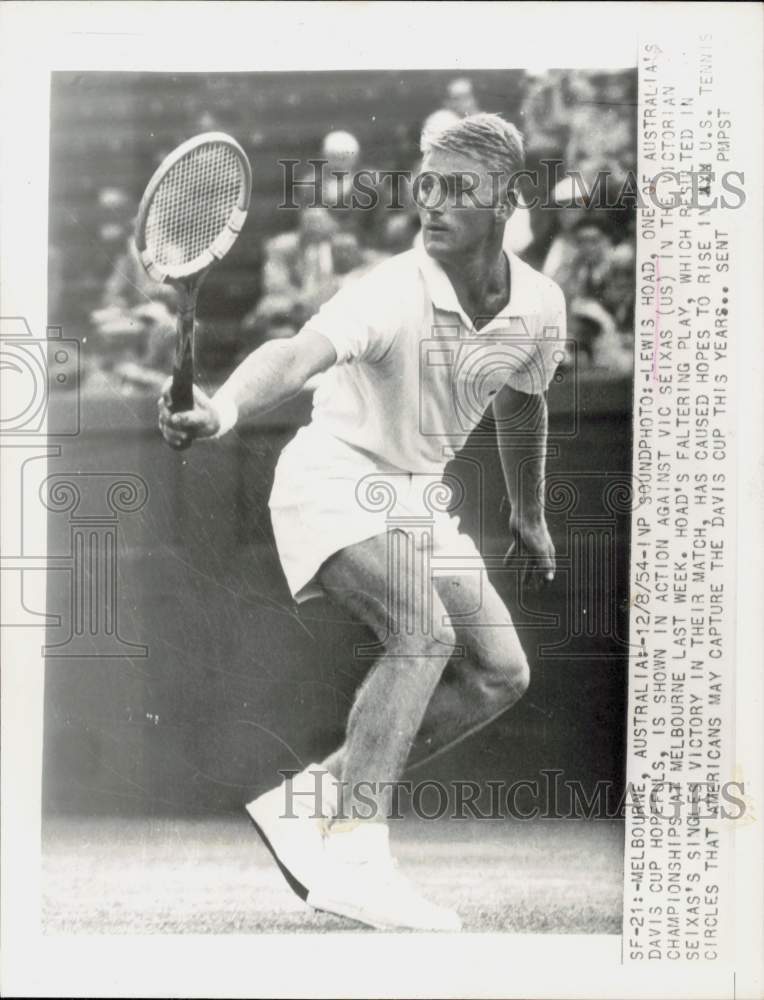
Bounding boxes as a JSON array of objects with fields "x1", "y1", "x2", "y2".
[
  {"x1": 317, "y1": 531, "x2": 457, "y2": 819},
  {"x1": 304, "y1": 530, "x2": 462, "y2": 931},
  {"x1": 323, "y1": 562, "x2": 529, "y2": 780},
  {"x1": 409, "y1": 570, "x2": 530, "y2": 767},
  {"x1": 248, "y1": 529, "x2": 524, "y2": 929}
]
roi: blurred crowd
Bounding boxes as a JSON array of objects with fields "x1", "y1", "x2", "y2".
[{"x1": 82, "y1": 70, "x2": 635, "y2": 390}]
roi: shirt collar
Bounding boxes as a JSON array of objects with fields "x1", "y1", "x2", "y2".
[{"x1": 415, "y1": 243, "x2": 538, "y2": 326}]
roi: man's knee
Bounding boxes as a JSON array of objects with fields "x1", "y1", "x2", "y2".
[{"x1": 475, "y1": 645, "x2": 530, "y2": 707}]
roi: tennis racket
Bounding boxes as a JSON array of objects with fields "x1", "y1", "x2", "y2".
[{"x1": 135, "y1": 132, "x2": 252, "y2": 414}]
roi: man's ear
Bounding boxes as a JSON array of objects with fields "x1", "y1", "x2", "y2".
[
  {"x1": 495, "y1": 183, "x2": 519, "y2": 223},
  {"x1": 495, "y1": 198, "x2": 515, "y2": 225}
]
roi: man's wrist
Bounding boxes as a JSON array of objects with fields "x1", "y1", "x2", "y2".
[
  {"x1": 211, "y1": 393, "x2": 238, "y2": 438},
  {"x1": 513, "y1": 504, "x2": 546, "y2": 529}
]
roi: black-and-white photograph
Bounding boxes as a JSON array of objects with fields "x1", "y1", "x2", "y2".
[
  {"x1": 3, "y1": 4, "x2": 764, "y2": 999},
  {"x1": 41, "y1": 63, "x2": 638, "y2": 936}
]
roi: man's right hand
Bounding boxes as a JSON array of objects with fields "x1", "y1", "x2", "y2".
[{"x1": 157, "y1": 378, "x2": 220, "y2": 449}]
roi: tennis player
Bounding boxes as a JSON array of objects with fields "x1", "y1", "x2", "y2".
[{"x1": 158, "y1": 113, "x2": 566, "y2": 931}]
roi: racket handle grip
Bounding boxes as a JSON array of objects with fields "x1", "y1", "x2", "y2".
[
  {"x1": 170, "y1": 297, "x2": 196, "y2": 413},
  {"x1": 170, "y1": 360, "x2": 194, "y2": 413}
]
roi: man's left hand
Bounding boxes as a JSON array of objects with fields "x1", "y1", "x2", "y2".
[{"x1": 504, "y1": 514, "x2": 556, "y2": 593}]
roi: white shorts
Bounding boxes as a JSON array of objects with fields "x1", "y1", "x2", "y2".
[{"x1": 269, "y1": 423, "x2": 482, "y2": 603}]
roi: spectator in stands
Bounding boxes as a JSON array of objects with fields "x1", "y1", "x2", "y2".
[
  {"x1": 376, "y1": 212, "x2": 420, "y2": 256},
  {"x1": 90, "y1": 188, "x2": 178, "y2": 381},
  {"x1": 242, "y1": 207, "x2": 374, "y2": 341},
  {"x1": 562, "y1": 217, "x2": 614, "y2": 300},
  {"x1": 521, "y1": 69, "x2": 636, "y2": 212},
  {"x1": 518, "y1": 198, "x2": 559, "y2": 271},
  {"x1": 422, "y1": 77, "x2": 480, "y2": 140},
  {"x1": 565, "y1": 73, "x2": 635, "y2": 189},
  {"x1": 446, "y1": 77, "x2": 480, "y2": 117},
  {"x1": 320, "y1": 129, "x2": 361, "y2": 225},
  {"x1": 331, "y1": 231, "x2": 370, "y2": 283},
  {"x1": 568, "y1": 297, "x2": 633, "y2": 376},
  {"x1": 541, "y1": 177, "x2": 635, "y2": 375},
  {"x1": 296, "y1": 129, "x2": 389, "y2": 249},
  {"x1": 601, "y1": 241, "x2": 636, "y2": 337},
  {"x1": 544, "y1": 213, "x2": 614, "y2": 372},
  {"x1": 519, "y1": 70, "x2": 572, "y2": 164},
  {"x1": 542, "y1": 178, "x2": 613, "y2": 299}
]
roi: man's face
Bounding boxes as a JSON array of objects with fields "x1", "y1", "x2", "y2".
[
  {"x1": 417, "y1": 148, "x2": 508, "y2": 262},
  {"x1": 574, "y1": 224, "x2": 609, "y2": 265},
  {"x1": 605, "y1": 265, "x2": 633, "y2": 306}
]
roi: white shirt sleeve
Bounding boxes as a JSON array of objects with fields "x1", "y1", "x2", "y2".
[
  {"x1": 301, "y1": 268, "x2": 399, "y2": 366},
  {"x1": 505, "y1": 280, "x2": 567, "y2": 395}
]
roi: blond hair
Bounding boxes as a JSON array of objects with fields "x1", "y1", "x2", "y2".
[{"x1": 421, "y1": 112, "x2": 525, "y2": 179}]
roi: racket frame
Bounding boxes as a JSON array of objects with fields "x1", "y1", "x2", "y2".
[{"x1": 134, "y1": 132, "x2": 252, "y2": 414}]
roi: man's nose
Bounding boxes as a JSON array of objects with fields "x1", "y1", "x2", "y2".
[
  {"x1": 419, "y1": 181, "x2": 446, "y2": 214},
  {"x1": 423, "y1": 193, "x2": 445, "y2": 215}
]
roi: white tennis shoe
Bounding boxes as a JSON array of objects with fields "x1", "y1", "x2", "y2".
[
  {"x1": 245, "y1": 763, "x2": 338, "y2": 901},
  {"x1": 307, "y1": 822, "x2": 462, "y2": 932}
]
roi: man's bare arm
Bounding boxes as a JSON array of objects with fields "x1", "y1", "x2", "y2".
[
  {"x1": 492, "y1": 383, "x2": 556, "y2": 590},
  {"x1": 158, "y1": 330, "x2": 336, "y2": 449}
]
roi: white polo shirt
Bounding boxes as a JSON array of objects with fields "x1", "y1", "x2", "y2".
[{"x1": 303, "y1": 245, "x2": 566, "y2": 475}]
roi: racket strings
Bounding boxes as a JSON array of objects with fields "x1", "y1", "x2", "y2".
[{"x1": 145, "y1": 142, "x2": 242, "y2": 267}]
